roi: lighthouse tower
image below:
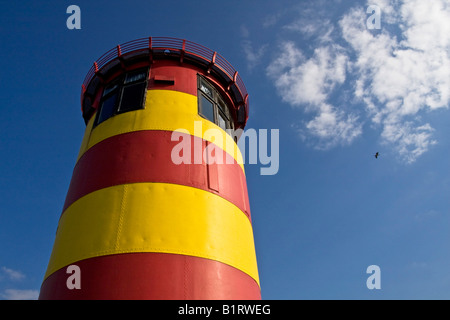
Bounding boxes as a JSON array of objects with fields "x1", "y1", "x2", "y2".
[{"x1": 39, "y1": 37, "x2": 260, "y2": 299}]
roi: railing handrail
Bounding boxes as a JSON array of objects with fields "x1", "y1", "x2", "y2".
[{"x1": 81, "y1": 37, "x2": 248, "y2": 114}]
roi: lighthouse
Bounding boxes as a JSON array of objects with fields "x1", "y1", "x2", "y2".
[{"x1": 39, "y1": 37, "x2": 260, "y2": 299}]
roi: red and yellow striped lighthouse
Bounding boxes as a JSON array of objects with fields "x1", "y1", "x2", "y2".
[{"x1": 39, "y1": 37, "x2": 260, "y2": 299}]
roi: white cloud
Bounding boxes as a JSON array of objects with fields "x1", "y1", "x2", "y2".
[
  {"x1": 267, "y1": 42, "x2": 348, "y2": 106},
  {"x1": 400, "y1": 0, "x2": 450, "y2": 51},
  {"x1": 241, "y1": 40, "x2": 268, "y2": 71},
  {"x1": 267, "y1": 41, "x2": 361, "y2": 148},
  {"x1": 266, "y1": 0, "x2": 450, "y2": 163},
  {"x1": 263, "y1": 12, "x2": 283, "y2": 28},
  {"x1": 284, "y1": 18, "x2": 335, "y2": 44},
  {"x1": 240, "y1": 25, "x2": 268, "y2": 71},
  {"x1": 340, "y1": 0, "x2": 450, "y2": 162},
  {"x1": 369, "y1": 0, "x2": 401, "y2": 24},
  {"x1": 0, "y1": 268, "x2": 38, "y2": 300},
  {"x1": 414, "y1": 209, "x2": 440, "y2": 222},
  {"x1": 1, "y1": 289, "x2": 39, "y2": 300},
  {"x1": 381, "y1": 122, "x2": 437, "y2": 163},
  {"x1": 240, "y1": 25, "x2": 250, "y2": 38},
  {"x1": 1, "y1": 267, "x2": 25, "y2": 281},
  {"x1": 305, "y1": 104, "x2": 362, "y2": 149}
]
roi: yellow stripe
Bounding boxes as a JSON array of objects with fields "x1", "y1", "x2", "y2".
[
  {"x1": 77, "y1": 90, "x2": 244, "y2": 170},
  {"x1": 45, "y1": 182, "x2": 259, "y2": 285}
]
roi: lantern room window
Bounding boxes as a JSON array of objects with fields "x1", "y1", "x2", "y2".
[
  {"x1": 200, "y1": 95, "x2": 215, "y2": 123},
  {"x1": 95, "y1": 68, "x2": 149, "y2": 126},
  {"x1": 197, "y1": 75, "x2": 233, "y2": 132}
]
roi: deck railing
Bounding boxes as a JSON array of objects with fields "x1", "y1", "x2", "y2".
[{"x1": 81, "y1": 37, "x2": 249, "y2": 115}]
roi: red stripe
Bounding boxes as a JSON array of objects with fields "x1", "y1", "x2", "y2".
[
  {"x1": 63, "y1": 130, "x2": 251, "y2": 220},
  {"x1": 148, "y1": 60, "x2": 198, "y2": 96},
  {"x1": 39, "y1": 252, "x2": 261, "y2": 300}
]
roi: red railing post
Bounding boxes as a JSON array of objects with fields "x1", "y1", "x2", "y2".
[
  {"x1": 227, "y1": 71, "x2": 238, "y2": 91},
  {"x1": 207, "y1": 51, "x2": 217, "y2": 74},
  {"x1": 80, "y1": 84, "x2": 86, "y2": 111},
  {"x1": 244, "y1": 94, "x2": 249, "y2": 117},
  {"x1": 180, "y1": 39, "x2": 186, "y2": 63},
  {"x1": 148, "y1": 37, "x2": 153, "y2": 64}
]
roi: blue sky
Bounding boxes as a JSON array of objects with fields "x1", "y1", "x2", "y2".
[{"x1": 1, "y1": 0, "x2": 450, "y2": 299}]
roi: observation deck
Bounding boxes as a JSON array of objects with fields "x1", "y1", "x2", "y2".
[{"x1": 80, "y1": 37, "x2": 249, "y2": 127}]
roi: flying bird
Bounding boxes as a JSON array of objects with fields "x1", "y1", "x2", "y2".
[{"x1": 374, "y1": 152, "x2": 379, "y2": 159}]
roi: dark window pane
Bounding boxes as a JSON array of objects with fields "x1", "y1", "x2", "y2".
[
  {"x1": 118, "y1": 82, "x2": 147, "y2": 113},
  {"x1": 200, "y1": 95, "x2": 215, "y2": 123},
  {"x1": 97, "y1": 93, "x2": 118, "y2": 124},
  {"x1": 218, "y1": 99, "x2": 225, "y2": 113},
  {"x1": 103, "y1": 83, "x2": 119, "y2": 97},
  {"x1": 218, "y1": 111, "x2": 227, "y2": 131},
  {"x1": 125, "y1": 69, "x2": 147, "y2": 84},
  {"x1": 237, "y1": 105, "x2": 246, "y2": 124},
  {"x1": 218, "y1": 99, "x2": 231, "y2": 120},
  {"x1": 199, "y1": 79, "x2": 213, "y2": 99}
]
